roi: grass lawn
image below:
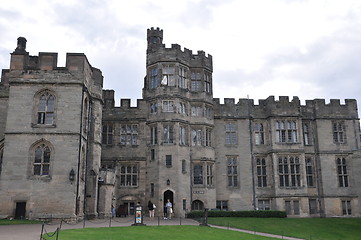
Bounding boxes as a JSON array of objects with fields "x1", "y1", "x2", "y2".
[
  {"x1": 207, "y1": 217, "x2": 361, "y2": 240},
  {"x1": 0, "y1": 219, "x2": 42, "y2": 225},
  {"x1": 42, "y1": 226, "x2": 279, "y2": 240}
]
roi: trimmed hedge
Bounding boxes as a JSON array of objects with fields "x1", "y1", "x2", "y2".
[{"x1": 186, "y1": 210, "x2": 287, "y2": 218}]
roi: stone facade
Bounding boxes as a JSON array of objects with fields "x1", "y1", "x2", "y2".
[{"x1": 0, "y1": 28, "x2": 360, "y2": 220}]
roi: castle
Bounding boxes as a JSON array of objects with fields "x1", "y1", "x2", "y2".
[{"x1": 0, "y1": 28, "x2": 360, "y2": 219}]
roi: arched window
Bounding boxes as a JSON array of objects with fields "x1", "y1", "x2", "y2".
[
  {"x1": 33, "y1": 144, "x2": 51, "y2": 176},
  {"x1": 37, "y1": 91, "x2": 55, "y2": 125}
]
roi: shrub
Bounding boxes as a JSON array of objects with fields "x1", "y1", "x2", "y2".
[{"x1": 186, "y1": 210, "x2": 287, "y2": 218}]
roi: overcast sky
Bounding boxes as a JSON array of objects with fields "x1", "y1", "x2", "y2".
[{"x1": 1, "y1": 0, "x2": 361, "y2": 110}]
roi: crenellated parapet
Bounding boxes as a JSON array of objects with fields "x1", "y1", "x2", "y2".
[
  {"x1": 214, "y1": 96, "x2": 358, "y2": 119},
  {"x1": 146, "y1": 27, "x2": 212, "y2": 71}
]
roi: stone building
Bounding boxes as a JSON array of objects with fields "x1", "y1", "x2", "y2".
[{"x1": 0, "y1": 28, "x2": 360, "y2": 219}]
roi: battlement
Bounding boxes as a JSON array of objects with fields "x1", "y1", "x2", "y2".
[
  {"x1": 146, "y1": 28, "x2": 212, "y2": 70},
  {"x1": 214, "y1": 96, "x2": 359, "y2": 119}
]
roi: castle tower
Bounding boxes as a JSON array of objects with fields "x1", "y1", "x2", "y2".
[{"x1": 143, "y1": 27, "x2": 215, "y2": 216}]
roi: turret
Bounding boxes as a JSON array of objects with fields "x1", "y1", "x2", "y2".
[{"x1": 147, "y1": 27, "x2": 163, "y2": 52}]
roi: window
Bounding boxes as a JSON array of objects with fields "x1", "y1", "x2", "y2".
[
  {"x1": 205, "y1": 128, "x2": 212, "y2": 147},
  {"x1": 191, "y1": 72, "x2": 201, "y2": 91},
  {"x1": 33, "y1": 144, "x2": 51, "y2": 176},
  {"x1": 37, "y1": 92, "x2": 55, "y2": 125},
  {"x1": 166, "y1": 155, "x2": 172, "y2": 168},
  {"x1": 227, "y1": 156, "x2": 238, "y2": 187},
  {"x1": 204, "y1": 72, "x2": 211, "y2": 93},
  {"x1": 163, "y1": 100, "x2": 174, "y2": 112},
  {"x1": 83, "y1": 100, "x2": 89, "y2": 133},
  {"x1": 275, "y1": 120, "x2": 298, "y2": 143},
  {"x1": 150, "y1": 68, "x2": 159, "y2": 89},
  {"x1": 309, "y1": 199, "x2": 317, "y2": 214},
  {"x1": 150, "y1": 102, "x2": 158, "y2": 113},
  {"x1": 204, "y1": 106, "x2": 212, "y2": 119},
  {"x1": 278, "y1": 156, "x2": 301, "y2": 187},
  {"x1": 151, "y1": 183, "x2": 155, "y2": 198},
  {"x1": 216, "y1": 200, "x2": 228, "y2": 211},
  {"x1": 341, "y1": 200, "x2": 352, "y2": 216},
  {"x1": 337, "y1": 157, "x2": 349, "y2": 187},
  {"x1": 179, "y1": 126, "x2": 187, "y2": 145},
  {"x1": 163, "y1": 125, "x2": 174, "y2": 144},
  {"x1": 150, "y1": 126, "x2": 157, "y2": 145},
  {"x1": 191, "y1": 129, "x2": 203, "y2": 146},
  {"x1": 179, "y1": 67, "x2": 187, "y2": 89},
  {"x1": 303, "y1": 122, "x2": 311, "y2": 145},
  {"x1": 191, "y1": 106, "x2": 203, "y2": 117},
  {"x1": 225, "y1": 123, "x2": 237, "y2": 145},
  {"x1": 120, "y1": 124, "x2": 138, "y2": 145},
  {"x1": 285, "y1": 200, "x2": 300, "y2": 215},
  {"x1": 102, "y1": 125, "x2": 113, "y2": 145},
  {"x1": 256, "y1": 157, "x2": 267, "y2": 187},
  {"x1": 0, "y1": 148, "x2": 3, "y2": 175},
  {"x1": 254, "y1": 123, "x2": 264, "y2": 145},
  {"x1": 150, "y1": 149, "x2": 155, "y2": 161},
  {"x1": 193, "y1": 164, "x2": 203, "y2": 185},
  {"x1": 182, "y1": 159, "x2": 186, "y2": 173},
  {"x1": 305, "y1": 157, "x2": 315, "y2": 187},
  {"x1": 206, "y1": 164, "x2": 214, "y2": 186},
  {"x1": 178, "y1": 102, "x2": 187, "y2": 115},
  {"x1": 183, "y1": 199, "x2": 187, "y2": 211},
  {"x1": 333, "y1": 122, "x2": 346, "y2": 143},
  {"x1": 119, "y1": 165, "x2": 138, "y2": 187},
  {"x1": 258, "y1": 200, "x2": 270, "y2": 210},
  {"x1": 162, "y1": 65, "x2": 175, "y2": 86}
]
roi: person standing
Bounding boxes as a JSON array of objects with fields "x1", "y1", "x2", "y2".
[
  {"x1": 166, "y1": 199, "x2": 173, "y2": 219},
  {"x1": 148, "y1": 200, "x2": 155, "y2": 218}
]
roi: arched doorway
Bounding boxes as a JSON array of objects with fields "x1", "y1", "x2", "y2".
[
  {"x1": 163, "y1": 190, "x2": 174, "y2": 207},
  {"x1": 191, "y1": 200, "x2": 204, "y2": 210}
]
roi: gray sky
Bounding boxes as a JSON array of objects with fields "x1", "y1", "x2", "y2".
[{"x1": 1, "y1": 0, "x2": 361, "y2": 111}]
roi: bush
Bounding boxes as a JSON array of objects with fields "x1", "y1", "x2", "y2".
[{"x1": 186, "y1": 210, "x2": 287, "y2": 218}]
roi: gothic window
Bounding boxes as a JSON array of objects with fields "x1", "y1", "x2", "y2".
[
  {"x1": 119, "y1": 164, "x2": 138, "y2": 187},
  {"x1": 216, "y1": 200, "x2": 228, "y2": 210},
  {"x1": 163, "y1": 124, "x2": 174, "y2": 144},
  {"x1": 204, "y1": 106, "x2": 212, "y2": 119},
  {"x1": 305, "y1": 157, "x2": 315, "y2": 187},
  {"x1": 36, "y1": 91, "x2": 55, "y2": 125},
  {"x1": 276, "y1": 120, "x2": 298, "y2": 143},
  {"x1": 254, "y1": 123, "x2": 264, "y2": 145},
  {"x1": 285, "y1": 200, "x2": 300, "y2": 215},
  {"x1": 102, "y1": 125, "x2": 113, "y2": 145},
  {"x1": 256, "y1": 157, "x2": 267, "y2": 187},
  {"x1": 278, "y1": 156, "x2": 301, "y2": 187},
  {"x1": 309, "y1": 199, "x2": 318, "y2": 214},
  {"x1": 206, "y1": 163, "x2": 214, "y2": 186},
  {"x1": 120, "y1": 124, "x2": 138, "y2": 145},
  {"x1": 191, "y1": 128, "x2": 203, "y2": 146},
  {"x1": 337, "y1": 157, "x2": 349, "y2": 187},
  {"x1": 205, "y1": 128, "x2": 212, "y2": 147},
  {"x1": 150, "y1": 126, "x2": 158, "y2": 145},
  {"x1": 225, "y1": 123, "x2": 237, "y2": 145},
  {"x1": 182, "y1": 159, "x2": 186, "y2": 173},
  {"x1": 190, "y1": 71, "x2": 201, "y2": 91},
  {"x1": 150, "y1": 102, "x2": 158, "y2": 113},
  {"x1": 161, "y1": 65, "x2": 175, "y2": 86},
  {"x1": 82, "y1": 99, "x2": 89, "y2": 134},
  {"x1": 333, "y1": 122, "x2": 346, "y2": 143},
  {"x1": 303, "y1": 122, "x2": 311, "y2": 145},
  {"x1": 166, "y1": 155, "x2": 172, "y2": 167},
  {"x1": 191, "y1": 106, "x2": 203, "y2": 117},
  {"x1": 162, "y1": 100, "x2": 174, "y2": 112},
  {"x1": 258, "y1": 200, "x2": 270, "y2": 210},
  {"x1": 150, "y1": 68, "x2": 159, "y2": 89},
  {"x1": 33, "y1": 144, "x2": 51, "y2": 176},
  {"x1": 179, "y1": 126, "x2": 187, "y2": 145},
  {"x1": 193, "y1": 164, "x2": 203, "y2": 185},
  {"x1": 341, "y1": 200, "x2": 352, "y2": 215},
  {"x1": 204, "y1": 72, "x2": 211, "y2": 93},
  {"x1": 178, "y1": 102, "x2": 187, "y2": 115},
  {"x1": 227, "y1": 156, "x2": 238, "y2": 187},
  {"x1": 179, "y1": 67, "x2": 187, "y2": 89}
]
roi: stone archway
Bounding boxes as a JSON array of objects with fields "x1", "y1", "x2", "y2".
[{"x1": 191, "y1": 200, "x2": 204, "y2": 210}]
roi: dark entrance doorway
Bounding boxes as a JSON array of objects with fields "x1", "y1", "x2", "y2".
[
  {"x1": 15, "y1": 202, "x2": 26, "y2": 219},
  {"x1": 163, "y1": 190, "x2": 174, "y2": 207}
]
